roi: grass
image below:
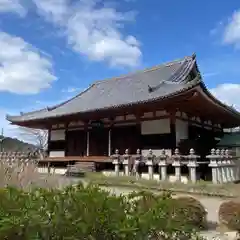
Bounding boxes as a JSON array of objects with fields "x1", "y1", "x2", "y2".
[
  {"x1": 1, "y1": 159, "x2": 240, "y2": 199},
  {"x1": 0, "y1": 160, "x2": 69, "y2": 190},
  {"x1": 85, "y1": 172, "x2": 240, "y2": 198}
]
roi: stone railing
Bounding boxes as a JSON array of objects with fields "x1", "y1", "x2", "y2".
[
  {"x1": 111, "y1": 148, "x2": 240, "y2": 184},
  {"x1": 0, "y1": 151, "x2": 59, "y2": 174},
  {"x1": 0, "y1": 151, "x2": 39, "y2": 166}
]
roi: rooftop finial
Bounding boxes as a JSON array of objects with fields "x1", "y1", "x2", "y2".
[
  {"x1": 148, "y1": 85, "x2": 153, "y2": 93},
  {"x1": 192, "y1": 52, "x2": 196, "y2": 59}
]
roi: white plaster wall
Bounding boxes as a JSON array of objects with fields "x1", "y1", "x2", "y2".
[
  {"x1": 175, "y1": 119, "x2": 189, "y2": 145},
  {"x1": 50, "y1": 129, "x2": 65, "y2": 141},
  {"x1": 49, "y1": 151, "x2": 65, "y2": 157},
  {"x1": 37, "y1": 167, "x2": 67, "y2": 175},
  {"x1": 141, "y1": 149, "x2": 172, "y2": 157},
  {"x1": 141, "y1": 119, "x2": 170, "y2": 135}
]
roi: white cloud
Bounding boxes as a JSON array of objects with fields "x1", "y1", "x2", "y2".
[
  {"x1": 33, "y1": 0, "x2": 142, "y2": 67},
  {"x1": 223, "y1": 10, "x2": 240, "y2": 48},
  {"x1": 0, "y1": 31, "x2": 57, "y2": 94},
  {"x1": 0, "y1": 0, "x2": 26, "y2": 16},
  {"x1": 61, "y1": 87, "x2": 80, "y2": 93},
  {"x1": 210, "y1": 83, "x2": 240, "y2": 111}
]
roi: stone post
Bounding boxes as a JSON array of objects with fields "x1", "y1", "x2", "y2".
[
  {"x1": 172, "y1": 148, "x2": 181, "y2": 182},
  {"x1": 220, "y1": 149, "x2": 227, "y2": 183},
  {"x1": 158, "y1": 149, "x2": 168, "y2": 181},
  {"x1": 187, "y1": 148, "x2": 199, "y2": 183},
  {"x1": 215, "y1": 149, "x2": 223, "y2": 184},
  {"x1": 86, "y1": 131, "x2": 90, "y2": 157},
  {"x1": 134, "y1": 149, "x2": 142, "y2": 179},
  {"x1": 146, "y1": 149, "x2": 154, "y2": 180},
  {"x1": 226, "y1": 149, "x2": 237, "y2": 182},
  {"x1": 123, "y1": 149, "x2": 131, "y2": 176},
  {"x1": 224, "y1": 149, "x2": 233, "y2": 182},
  {"x1": 207, "y1": 149, "x2": 219, "y2": 184},
  {"x1": 47, "y1": 161, "x2": 51, "y2": 174},
  {"x1": 234, "y1": 153, "x2": 240, "y2": 182},
  {"x1": 112, "y1": 149, "x2": 120, "y2": 176}
]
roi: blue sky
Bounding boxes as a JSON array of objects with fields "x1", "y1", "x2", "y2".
[{"x1": 0, "y1": 0, "x2": 240, "y2": 138}]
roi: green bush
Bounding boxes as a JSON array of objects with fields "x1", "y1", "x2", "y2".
[
  {"x1": 172, "y1": 196, "x2": 207, "y2": 230},
  {"x1": 219, "y1": 200, "x2": 240, "y2": 232},
  {"x1": 0, "y1": 184, "x2": 205, "y2": 239}
]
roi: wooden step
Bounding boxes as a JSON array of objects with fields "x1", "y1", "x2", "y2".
[{"x1": 65, "y1": 162, "x2": 96, "y2": 177}]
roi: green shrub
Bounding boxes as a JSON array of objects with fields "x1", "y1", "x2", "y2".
[
  {"x1": 0, "y1": 184, "x2": 205, "y2": 239},
  {"x1": 128, "y1": 190, "x2": 172, "y2": 212},
  {"x1": 172, "y1": 196, "x2": 207, "y2": 230},
  {"x1": 219, "y1": 200, "x2": 240, "y2": 232}
]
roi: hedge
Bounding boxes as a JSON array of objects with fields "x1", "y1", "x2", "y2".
[
  {"x1": 219, "y1": 200, "x2": 240, "y2": 233},
  {"x1": 0, "y1": 184, "x2": 206, "y2": 239},
  {"x1": 174, "y1": 196, "x2": 207, "y2": 229}
]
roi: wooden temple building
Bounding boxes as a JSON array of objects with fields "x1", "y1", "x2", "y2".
[{"x1": 6, "y1": 54, "x2": 240, "y2": 165}]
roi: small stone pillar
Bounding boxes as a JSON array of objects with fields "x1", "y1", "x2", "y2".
[
  {"x1": 134, "y1": 149, "x2": 142, "y2": 179},
  {"x1": 215, "y1": 149, "x2": 223, "y2": 184},
  {"x1": 224, "y1": 149, "x2": 233, "y2": 182},
  {"x1": 123, "y1": 149, "x2": 131, "y2": 176},
  {"x1": 226, "y1": 150, "x2": 236, "y2": 182},
  {"x1": 187, "y1": 148, "x2": 199, "y2": 183},
  {"x1": 220, "y1": 149, "x2": 227, "y2": 183},
  {"x1": 207, "y1": 149, "x2": 219, "y2": 184},
  {"x1": 112, "y1": 149, "x2": 120, "y2": 176},
  {"x1": 146, "y1": 149, "x2": 154, "y2": 180},
  {"x1": 47, "y1": 161, "x2": 51, "y2": 174},
  {"x1": 233, "y1": 152, "x2": 240, "y2": 182},
  {"x1": 172, "y1": 148, "x2": 181, "y2": 182},
  {"x1": 158, "y1": 149, "x2": 168, "y2": 181}
]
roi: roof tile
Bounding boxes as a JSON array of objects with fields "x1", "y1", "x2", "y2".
[{"x1": 6, "y1": 55, "x2": 198, "y2": 122}]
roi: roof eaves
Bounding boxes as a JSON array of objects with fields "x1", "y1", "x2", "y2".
[
  {"x1": 16, "y1": 77, "x2": 200, "y2": 123},
  {"x1": 6, "y1": 84, "x2": 97, "y2": 123},
  {"x1": 200, "y1": 81, "x2": 240, "y2": 119},
  {"x1": 6, "y1": 107, "x2": 49, "y2": 121}
]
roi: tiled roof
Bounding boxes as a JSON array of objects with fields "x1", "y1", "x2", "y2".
[{"x1": 6, "y1": 54, "x2": 200, "y2": 122}]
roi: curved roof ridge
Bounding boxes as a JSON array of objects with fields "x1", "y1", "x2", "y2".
[
  {"x1": 148, "y1": 57, "x2": 196, "y2": 93},
  {"x1": 93, "y1": 53, "x2": 195, "y2": 85},
  {"x1": 47, "y1": 84, "x2": 96, "y2": 111},
  {"x1": 171, "y1": 58, "x2": 197, "y2": 83},
  {"x1": 7, "y1": 84, "x2": 97, "y2": 119},
  {"x1": 6, "y1": 107, "x2": 48, "y2": 119}
]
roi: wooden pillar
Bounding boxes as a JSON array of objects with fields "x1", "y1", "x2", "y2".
[
  {"x1": 86, "y1": 131, "x2": 90, "y2": 156},
  {"x1": 108, "y1": 128, "x2": 111, "y2": 156},
  {"x1": 169, "y1": 110, "x2": 176, "y2": 148},
  {"x1": 47, "y1": 127, "x2": 51, "y2": 155}
]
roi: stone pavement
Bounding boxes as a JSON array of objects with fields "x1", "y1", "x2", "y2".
[{"x1": 200, "y1": 230, "x2": 238, "y2": 239}]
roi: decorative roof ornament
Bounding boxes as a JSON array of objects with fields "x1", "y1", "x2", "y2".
[{"x1": 148, "y1": 85, "x2": 153, "y2": 93}]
